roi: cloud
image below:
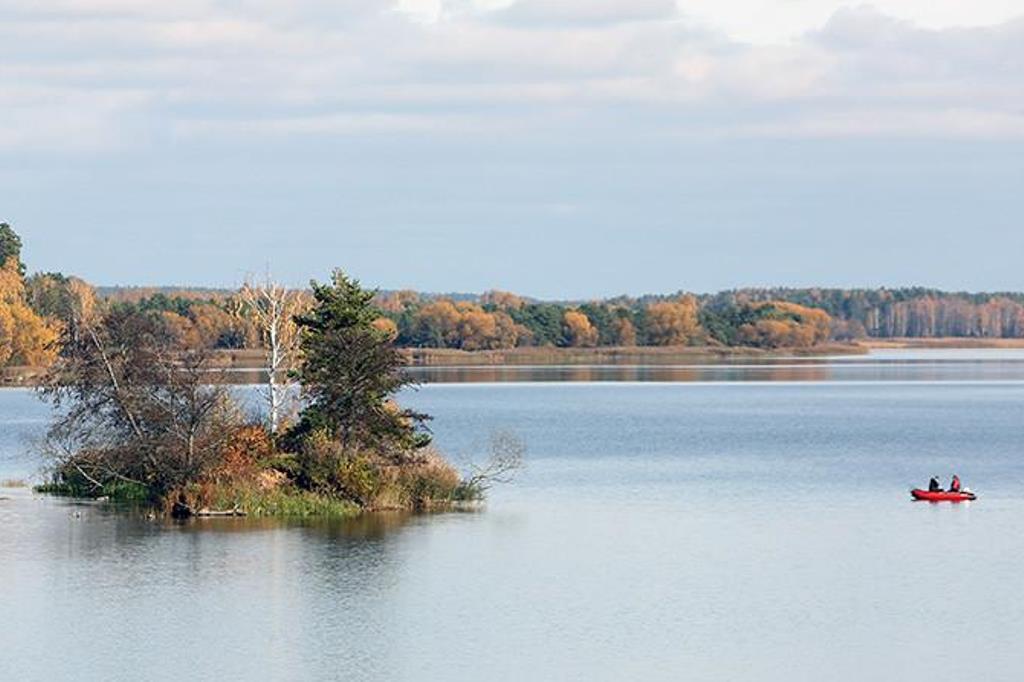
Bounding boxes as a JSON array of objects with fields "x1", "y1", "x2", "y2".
[
  {"x1": 1, "y1": 0, "x2": 1024, "y2": 154},
  {"x1": 490, "y1": 0, "x2": 678, "y2": 26}
]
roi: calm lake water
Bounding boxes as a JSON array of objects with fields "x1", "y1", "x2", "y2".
[{"x1": 3, "y1": 350, "x2": 1024, "y2": 680}]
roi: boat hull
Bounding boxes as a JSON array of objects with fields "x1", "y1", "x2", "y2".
[{"x1": 911, "y1": 489, "x2": 976, "y2": 502}]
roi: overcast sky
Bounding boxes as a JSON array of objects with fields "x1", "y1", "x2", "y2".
[{"x1": 2, "y1": 0, "x2": 1023, "y2": 298}]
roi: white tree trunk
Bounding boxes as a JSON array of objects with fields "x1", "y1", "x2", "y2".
[{"x1": 240, "y1": 276, "x2": 303, "y2": 435}]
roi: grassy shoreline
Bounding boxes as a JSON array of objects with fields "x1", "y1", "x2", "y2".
[
  {"x1": 12, "y1": 338, "x2": 1024, "y2": 387},
  {"x1": 399, "y1": 343, "x2": 865, "y2": 366},
  {"x1": 1, "y1": 342, "x2": 868, "y2": 386},
  {"x1": 859, "y1": 338, "x2": 1024, "y2": 349}
]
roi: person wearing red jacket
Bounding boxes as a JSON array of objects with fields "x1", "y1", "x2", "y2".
[{"x1": 950, "y1": 474, "x2": 961, "y2": 493}]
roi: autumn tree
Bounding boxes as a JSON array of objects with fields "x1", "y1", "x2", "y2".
[
  {"x1": 410, "y1": 299, "x2": 526, "y2": 350},
  {"x1": 188, "y1": 302, "x2": 242, "y2": 348},
  {"x1": 372, "y1": 317, "x2": 399, "y2": 340},
  {"x1": 457, "y1": 307, "x2": 499, "y2": 350},
  {"x1": 736, "y1": 301, "x2": 832, "y2": 349},
  {"x1": 644, "y1": 296, "x2": 700, "y2": 346},
  {"x1": 0, "y1": 257, "x2": 60, "y2": 367},
  {"x1": 563, "y1": 310, "x2": 598, "y2": 347},
  {"x1": 413, "y1": 300, "x2": 462, "y2": 347}
]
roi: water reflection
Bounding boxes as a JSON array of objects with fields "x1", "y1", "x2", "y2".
[
  {"x1": 168, "y1": 508, "x2": 429, "y2": 540},
  {"x1": 218, "y1": 352, "x2": 1024, "y2": 385},
  {"x1": 0, "y1": 493, "x2": 427, "y2": 680},
  {"x1": 406, "y1": 361, "x2": 1024, "y2": 383}
]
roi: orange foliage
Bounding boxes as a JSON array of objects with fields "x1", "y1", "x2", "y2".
[
  {"x1": 457, "y1": 308, "x2": 499, "y2": 349},
  {"x1": 738, "y1": 301, "x2": 832, "y2": 348},
  {"x1": 563, "y1": 310, "x2": 598, "y2": 347},
  {"x1": 416, "y1": 299, "x2": 527, "y2": 349},
  {"x1": 645, "y1": 296, "x2": 700, "y2": 346},
  {"x1": 0, "y1": 257, "x2": 60, "y2": 366},
  {"x1": 210, "y1": 424, "x2": 275, "y2": 482},
  {"x1": 372, "y1": 317, "x2": 399, "y2": 340},
  {"x1": 159, "y1": 311, "x2": 199, "y2": 347},
  {"x1": 188, "y1": 302, "x2": 237, "y2": 347}
]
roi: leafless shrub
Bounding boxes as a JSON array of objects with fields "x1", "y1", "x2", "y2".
[{"x1": 459, "y1": 430, "x2": 525, "y2": 498}]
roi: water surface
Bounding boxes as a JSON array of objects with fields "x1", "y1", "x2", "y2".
[{"x1": 3, "y1": 350, "x2": 1024, "y2": 680}]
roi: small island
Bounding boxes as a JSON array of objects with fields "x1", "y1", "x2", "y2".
[{"x1": 35, "y1": 268, "x2": 522, "y2": 518}]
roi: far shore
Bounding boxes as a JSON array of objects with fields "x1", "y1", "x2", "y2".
[
  {"x1": 396, "y1": 343, "x2": 867, "y2": 366},
  {"x1": 860, "y1": 338, "x2": 1024, "y2": 349},
  {"x1": 10, "y1": 338, "x2": 1024, "y2": 386},
  {"x1": 1, "y1": 343, "x2": 864, "y2": 386}
]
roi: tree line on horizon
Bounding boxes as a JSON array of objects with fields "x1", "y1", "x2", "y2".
[
  {"x1": 77, "y1": 286, "x2": 1024, "y2": 356},
  {"x1": 7, "y1": 222, "x2": 1024, "y2": 371}
]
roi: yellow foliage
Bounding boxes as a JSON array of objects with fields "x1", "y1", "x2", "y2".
[
  {"x1": 10, "y1": 305, "x2": 60, "y2": 366},
  {"x1": 738, "y1": 301, "x2": 832, "y2": 348},
  {"x1": 372, "y1": 317, "x2": 399, "y2": 340},
  {"x1": 189, "y1": 302, "x2": 236, "y2": 347},
  {"x1": 645, "y1": 296, "x2": 700, "y2": 346},
  {"x1": 416, "y1": 299, "x2": 527, "y2": 349},
  {"x1": 457, "y1": 309, "x2": 499, "y2": 350},
  {"x1": 0, "y1": 257, "x2": 60, "y2": 367},
  {"x1": 66, "y1": 278, "x2": 98, "y2": 327},
  {"x1": 563, "y1": 310, "x2": 598, "y2": 347},
  {"x1": 160, "y1": 311, "x2": 200, "y2": 347},
  {"x1": 0, "y1": 257, "x2": 23, "y2": 305},
  {"x1": 0, "y1": 306, "x2": 13, "y2": 366}
]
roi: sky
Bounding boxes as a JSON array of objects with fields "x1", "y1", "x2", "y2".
[{"x1": 2, "y1": 0, "x2": 1023, "y2": 298}]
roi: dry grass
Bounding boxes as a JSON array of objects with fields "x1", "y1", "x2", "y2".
[
  {"x1": 860, "y1": 338, "x2": 1024, "y2": 349},
  {"x1": 0, "y1": 342, "x2": 868, "y2": 386},
  {"x1": 368, "y1": 448, "x2": 463, "y2": 511},
  {"x1": 398, "y1": 343, "x2": 864, "y2": 367}
]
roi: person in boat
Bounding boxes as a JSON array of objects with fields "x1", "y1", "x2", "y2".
[
  {"x1": 950, "y1": 474, "x2": 961, "y2": 493},
  {"x1": 928, "y1": 476, "x2": 942, "y2": 492}
]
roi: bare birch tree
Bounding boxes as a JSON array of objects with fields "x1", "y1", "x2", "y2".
[{"x1": 239, "y1": 276, "x2": 306, "y2": 434}]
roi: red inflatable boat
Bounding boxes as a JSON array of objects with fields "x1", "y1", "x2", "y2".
[{"x1": 911, "y1": 489, "x2": 976, "y2": 502}]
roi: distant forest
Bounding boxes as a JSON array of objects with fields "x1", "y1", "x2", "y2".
[
  {"x1": 87, "y1": 284, "x2": 1024, "y2": 351},
  {"x1": 5, "y1": 221, "x2": 1024, "y2": 369}
]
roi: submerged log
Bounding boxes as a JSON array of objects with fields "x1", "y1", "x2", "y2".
[
  {"x1": 195, "y1": 507, "x2": 247, "y2": 517},
  {"x1": 170, "y1": 501, "x2": 246, "y2": 518}
]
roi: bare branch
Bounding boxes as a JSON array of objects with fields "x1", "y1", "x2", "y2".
[{"x1": 463, "y1": 431, "x2": 525, "y2": 493}]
